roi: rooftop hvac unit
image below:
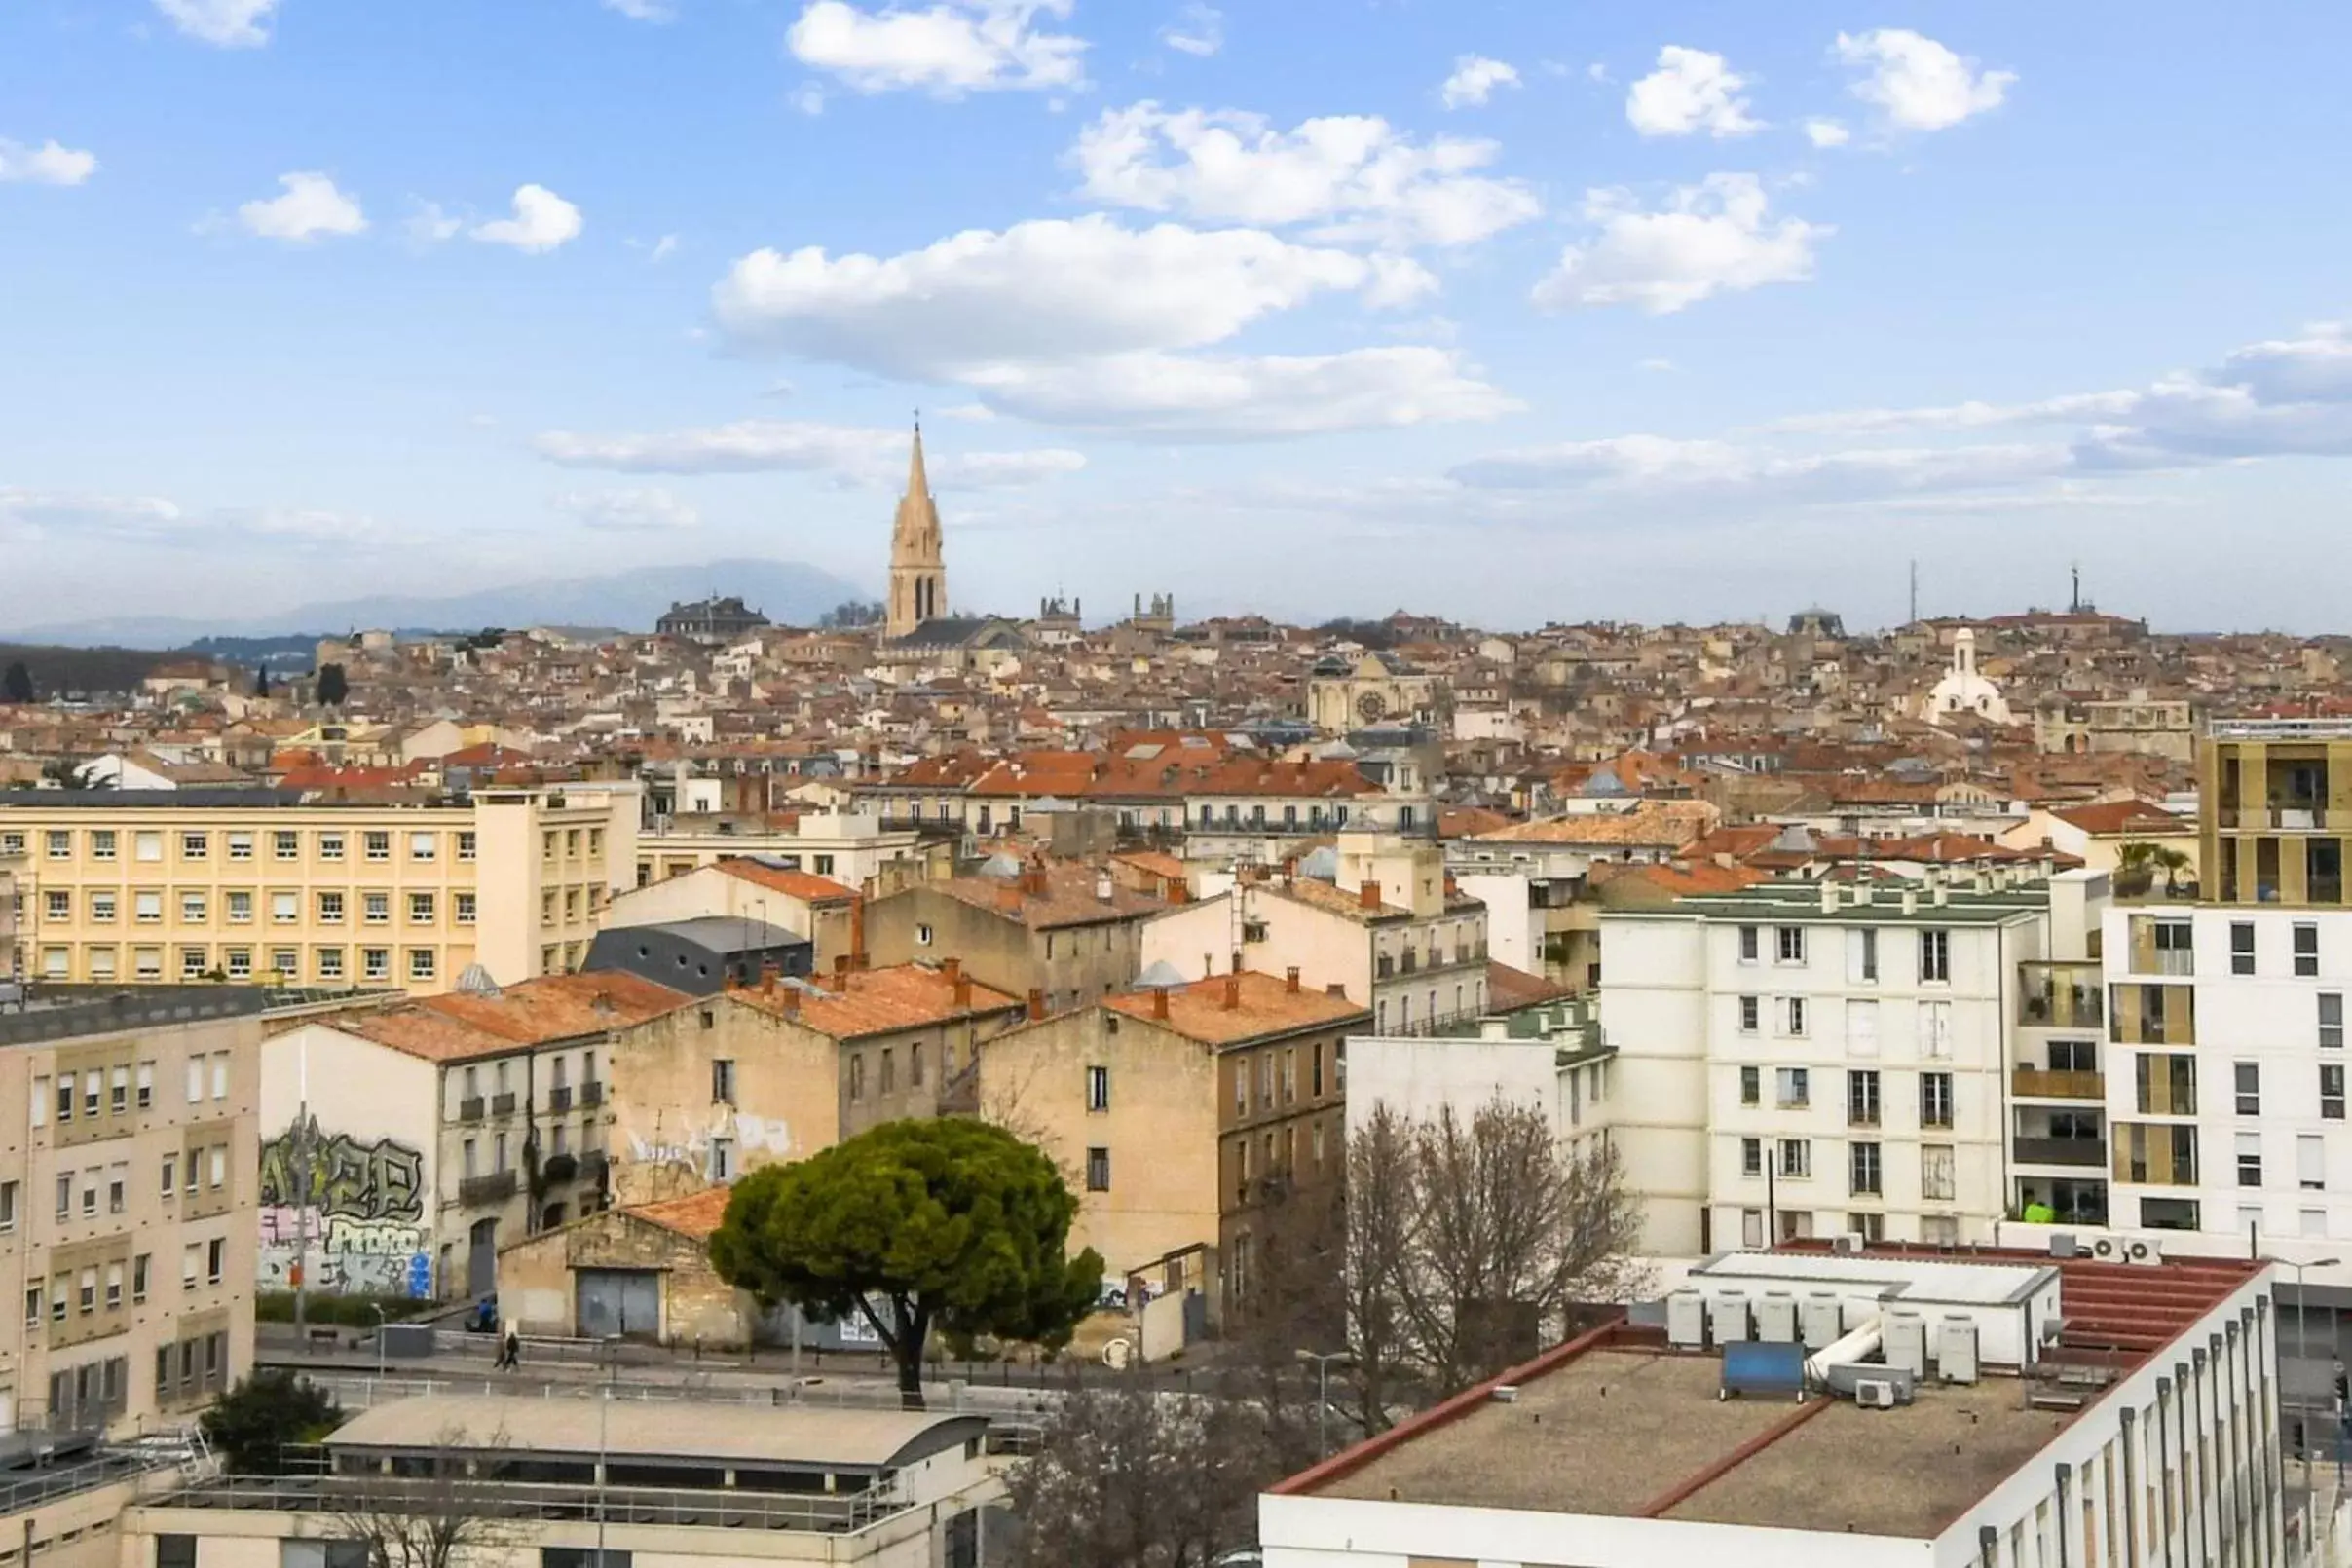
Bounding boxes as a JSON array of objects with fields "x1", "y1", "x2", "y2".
[
  {"x1": 1666, "y1": 1289, "x2": 1708, "y2": 1350},
  {"x1": 1757, "y1": 1291, "x2": 1798, "y2": 1345},
  {"x1": 2125, "y1": 1239, "x2": 2164, "y2": 1267},
  {"x1": 1709, "y1": 1291, "x2": 1752, "y2": 1346},
  {"x1": 1938, "y1": 1319, "x2": 1980, "y2": 1385},
  {"x1": 1800, "y1": 1293, "x2": 1843, "y2": 1351},
  {"x1": 2089, "y1": 1238, "x2": 2118, "y2": 1260},
  {"x1": 1854, "y1": 1378, "x2": 1900, "y2": 1410},
  {"x1": 1832, "y1": 1231, "x2": 1866, "y2": 1256},
  {"x1": 1885, "y1": 1310, "x2": 1928, "y2": 1378}
]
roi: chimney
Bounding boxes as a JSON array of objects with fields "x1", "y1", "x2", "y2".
[
  {"x1": 1933, "y1": 879, "x2": 1950, "y2": 907},
  {"x1": 1325, "y1": 982, "x2": 1347, "y2": 998},
  {"x1": 1222, "y1": 974, "x2": 1241, "y2": 1010},
  {"x1": 1152, "y1": 987, "x2": 1170, "y2": 1020},
  {"x1": 760, "y1": 960, "x2": 779, "y2": 996},
  {"x1": 849, "y1": 896, "x2": 867, "y2": 967},
  {"x1": 942, "y1": 956, "x2": 961, "y2": 987},
  {"x1": 1024, "y1": 867, "x2": 1049, "y2": 897},
  {"x1": 1359, "y1": 878, "x2": 1383, "y2": 912},
  {"x1": 1901, "y1": 887, "x2": 1920, "y2": 915},
  {"x1": 780, "y1": 986, "x2": 802, "y2": 1017},
  {"x1": 1820, "y1": 880, "x2": 1839, "y2": 912},
  {"x1": 1096, "y1": 870, "x2": 1114, "y2": 903},
  {"x1": 1027, "y1": 988, "x2": 1045, "y2": 1022},
  {"x1": 997, "y1": 881, "x2": 1024, "y2": 914},
  {"x1": 953, "y1": 975, "x2": 973, "y2": 1008},
  {"x1": 1286, "y1": 966, "x2": 1301, "y2": 993}
]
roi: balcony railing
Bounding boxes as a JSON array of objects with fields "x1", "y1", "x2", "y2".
[
  {"x1": 548, "y1": 1086, "x2": 573, "y2": 1112},
  {"x1": 580, "y1": 1081, "x2": 606, "y2": 1107},
  {"x1": 2221, "y1": 805, "x2": 2329, "y2": 830},
  {"x1": 457, "y1": 1097, "x2": 485, "y2": 1123},
  {"x1": 2015, "y1": 1138, "x2": 2106, "y2": 1168},
  {"x1": 490, "y1": 1092, "x2": 517, "y2": 1116},
  {"x1": 458, "y1": 1171, "x2": 517, "y2": 1206},
  {"x1": 2013, "y1": 1068, "x2": 2107, "y2": 1101}
]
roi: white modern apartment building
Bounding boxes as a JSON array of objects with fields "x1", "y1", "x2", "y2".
[{"x1": 1601, "y1": 871, "x2": 2079, "y2": 1256}]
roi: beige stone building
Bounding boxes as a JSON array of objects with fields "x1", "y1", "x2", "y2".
[
  {"x1": 863, "y1": 862, "x2": 1170, "y2": 1017},
  {"x1": 0, "y1": 987, "x2": 314, "y2": 1436},
  {"x1": 981, "y1": 971, "x2": 1365, "y2": 1325},
  {"x1": 497, "y1": 1186, "x2": 748, "y2": 1343},
  {"x1": 0, "y1": 782, "x2": 641, "y2": 994},
  {"x1": 604, "y1": 858, "x2": 862, "y2": 969}
]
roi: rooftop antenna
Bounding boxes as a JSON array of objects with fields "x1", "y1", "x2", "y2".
[
  {"x1": 1908, "y1": 560, "x2": 1919, "y2": 627},
  {"x1": 2069, "y1": 562, "x2": 2082, "y2": 615}
]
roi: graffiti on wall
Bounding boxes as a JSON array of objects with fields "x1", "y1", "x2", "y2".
[
  {"x1": 258, "y1": 1116, "x2": 431, "y2": 1297},
  {"x1": 624, "y1": 1109, "x2": 794, "y2": 1168}
]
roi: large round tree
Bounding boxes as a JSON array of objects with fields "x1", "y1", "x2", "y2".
[{"x1": 710, "y1": 1119, "x2": 1103, "y2": 1406}]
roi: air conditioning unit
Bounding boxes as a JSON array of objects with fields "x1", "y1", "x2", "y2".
[
  {"x1": 2090, "y1": 1238, "x2": 2117, "y2": 1259},
  {"x1": 2126, "y1": 1239, "x2": 2163, "y2": 1267},
  {"x1": 1854, "y1": 1379, "x2": 1899, "y2": 1409},
  {"x1": 1833, "y1": 1231, "x2": 1865, "y2": 1256}
]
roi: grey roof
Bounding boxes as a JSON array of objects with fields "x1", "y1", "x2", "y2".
[
  {"x1": 0, "y1": 985, "x2": 391, "y2": 1048},
  {"x1": 326, "y1": 1395, "x2": 985, "y2": 1472},
  {"x1": 618, "y1": 917, "x2": 809, "y2": 955},
  {"x1": 0, "y1": 788, "x2": 305, "y2": 809},
  {"x1": 1134, "y1": 959, "x2": 1190, "y2": 989}
]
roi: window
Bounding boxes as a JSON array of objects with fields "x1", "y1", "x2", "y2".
[
  {"x1": 160, "y1": 1155, "x2": 175, "y2": 1197},
  {"x1": 2049, "y1": 1038, "x2": 2097, "y2": 1073},
  {"x1": 43, "y1": 889, "x2": 69, "y2": 921},
  {"x1": 1737, "y1": 925, "x2": 1759, "y2": 963},
  {"x1": 83, "y1": 1073, "x2": 98, "y2": 1116},
  {"x1": 274, "y1": 830, "x2": 300, "y2": 860},
  {"x1": 364, "y1": 831, "x2": 391, "y2": 862},
  {"x1": 494, "y1": 1133, "x2": 509, "y2": 1172},
  {"x1": 206, "y1": 1238, "x2": 225, "y2": 1284},
  {"x1": 1778, "y1": 1139, "x2": 1811, "y2": 1178},
  {"x1": 879, "y1": 1049, "x2": 896, "y2": 1095},
  {"x1": 1848, "y1": 927, "x2": 1878, "y2": 983},
  {"x1": 132, "y1": 1254, "x2": 149, "y2": 1303},
  {"x1": 462, "y1": 1139, "x2": 477, "y2": 1178},
  {"x1": 318, "y1": 891, "x2": 344, "y2": 923},
  {"x1": 2230, "y1": 922, "x2": 2257, "y2": 975},
  {"x1": 53, "y1": 1174, "x2": 69, "y2": 1219},
  {"x1": 272, "y1": 892, "x2": 298, "y2": 925},
  {"x1": 105, "y1": 1262, "x2": 122, "y2": 1309},
  {"x1": 709, "y1": 1137, "x2": 735, "y2": 1181},
  {"x1": 1086, "y1": 1147, "x2": 1111, "y2": 1191},
  {"x1": 1849, "y1": 1141, "x2": 1883, "y2": 1197},
  {"x1": 1086, "y1": 1065, "x2": 1110, "y2": 1112},
  {"x1": 2324, "y1": 1064, "x2": 2346, "y2": 1121},
  {"x1": 1740, "y1": 1137, "x2": 1763, "y2": 1176},
  {"x1": 408, "y1": 892, "x2": 436, "y2": 924},
  {"x1": 457, "y1": 831, "x2": 477, "y2": 862},
  {"x1": 181, "y1": 1245, "x2": 199, "y2": 1289},
  {"x1": 849, "y1": 1054, "x2": 866, "y2": 1100},
  {"x1": 133, "y1": 891, "x2": 163, "y2": 924},
  {"x1": 1919, "y1": 929, "x2": 1951, "y2": 983},
  {"x1": 1775, "y1": 926, "x2": 1806, "y2": 964},
  {"x1": 90, "y1": 890, "x2": 116, "y2": 923},
  {"x1": 2325, "y1": 994, "x2": 2345, "y2": 1051},
  {"x1": 111, "y1": 1066, "x2": 128, "y2": 1112},
  {"x1": 88, "y1": 828, "x2": 115, "y2": 861},
  {"x1": 88, "y1": 947, "x2": 116, "y2": 980},
  {"x1": 45, "y1": 828, "x2": 74, "y2": 861},
  {"x1": 1921, "y1": 1144, "x2": 1957, "y2": 1202},
  {"x1": 225, "y1": 890, "x2": 251, "y2": 924},
  {"x1": 319, "y1": 832, "x2": 345, "y2": 862},
  {"x1": 208, "y1": 1144, "x2": 225, "y2": 1186},
  {"x1": 2237, "y1": 1132, "x2": 2264, "y2": 1188},
  {"x1": 1847, "y1": 1069, "x2": 1880, "y2": 1126},
  {"x1": 408, "y1": 949, "x2": 436, "y2": 982},
  {"x1": 363, "y1": 892, "x2": 390, "y2": 925},
  {"x1": 1738, "y1": 1065, "x2": 1760, "y2": 1106},
  {"x1": 1737, "y1": 995, "x2": 1760, "y2": 1033},
  {"x1": 0, "y1": 1181, "x2": 15, "y2": 1233},
  {"x1": 2236, "y1": 1062, "x2": 2262, "y2": 1116},
  {"x1": 134, "y1": 831, "x2": 162, "y2": 863},
  {"x1": 212, "y1": 1053, "x2": 229, "y2": 1100},
  {"x1": 455, "y1": 893, "x2": 477, "y2": 925},
  {"x1": 186, "y1": 1056, "x2": 204, "y2": 1102},
  {"x1": 409, "y1": 832, "x2": 437, "y2": 862},
  {"x1": 1920, "y1": 1000, "x2": 1953, "y2": 1060},
  {"x1": 2301, "y1": 1135, "x2": 2327, "y2": 1192},
  {"x1": 1774, "y1": 1066, "x2": 1810, "y2": 1108},
  {"x1": 2296, "y1": 923, "x2": 2321, "y2": 978},
  {"x1": 363, "y1": 948, "x2": 390, "y2": 981},
  {"x1": 224, "y1": 948, "x2": 252, "y2": 979},
  {"x1": 1780, "y1": 996, "x2": 1808, "y2": 1036},
  {"x1": 712, "y1": 1060, "x2": 736, "y2": 1104},
  {"x1": 1920, "y1": 1072, "x2": 1955, "y2": 1130},
  {"x1": 177, "y1": 891, "x2": 206, "y2": 924},
  {"x1": 180, "y1": 831, "x2": 208, "y2": 861}
]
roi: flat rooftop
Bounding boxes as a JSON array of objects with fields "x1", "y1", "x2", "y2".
[
  {"x1": 0, "y1": 986, "x2": 392, "y2": 1048},
  {"x1": 1317, "y1": 1350, "x2": 2070, "y2": 1539}
]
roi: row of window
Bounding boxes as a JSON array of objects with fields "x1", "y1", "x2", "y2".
[
  {"x1": 1372, "y1": 983, "x2": 1486, "y2": 1033},
  {"x1": 21, "y1": 1236, "x2": 227, "y2": 1330},
  {"x1": 1737, "y1": 1137, "x2": 1960, "y2": 1199},
  {"x1": 8, "y1": 826, "x2": 474, "y2": 864},
  {"x1": 1230, "y1": 1116, "x2": 1335, "y2": 1200},
  {"x1": 29, "y1": 1056, "x2": 230, "y2": 1131},
  {"x1": 1737, "y1": 924, "x2": 1954, "y2": 983},
  {"x1": 2226, "y1": 918, "x2": 2325, "y2": 976},
  {"x1": 42, "y1": 888, "x2": 475, "y2": 926},
  {"x1": 1736, "y1": 994, "x2": 1957, "y2": 1055},
  {"x1": 541, "y1": 827, "x2": 607, "y2": 861},
  {"x1": 1738, "y1": 1210, "x2": 1962, "y2": 1247},
  {"x1": 456, "y1": 1051, "x2": 599, "y2": 1110},
  {"x1": 38, "y1": 945, "x2": 438, "y2": 983},
  {"x1": 1223, "y1": 1041, "x2": 1342, "y2": 1118},
  {"x1": 37, "y1": 1145, "x2": 232, "y2": 1223},
  {"x1": 1736, "y1": 1065, "x2": 1955, "y2": 1127},
  {"x1": 538, "y1": 886, "x2": 606, "y2": 926},
  {"x1": 459, "y1": 1121, "x2": 600, "y2": 1177}
]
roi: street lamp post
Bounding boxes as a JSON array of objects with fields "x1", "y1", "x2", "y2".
[
  {"x1": 2283, "y1": 1255, "x2": 2341, "y2": 1460},
  {"x1": 368, "y1": 1302, "x2": 388, "y2": 1384},
  {"x1": 1294, "y1": 1350, "x2": 1353, "y2": 1460}
]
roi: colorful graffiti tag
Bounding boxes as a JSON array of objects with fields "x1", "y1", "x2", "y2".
[
  {"x1": 259, "y1": 1116, "x2": 425, "y2": 1220},
  {"x1": 258, "y1": 1117, "x2": 431, "y2": 1298}
]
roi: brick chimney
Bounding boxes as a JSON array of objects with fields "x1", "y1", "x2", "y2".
[
  {"x1": 1286, "y1": 966, "x2": 1301, "y2": 993},
  {"x1": 996, "y1": 881, "x2": 1024, "y2": 914},
  {"x1": 942, "y1": 956, "x2": 961, "y2": 986},
  {"x1": 1026, "y1": 988, "x2": 1045, "y2": 1022},
  {"x1": 1222, "y1": 974, "x2": 1241, "y2": 1010},
  {"x1": 780, "y1": 986, "x2": 802, "y2": 1016},
  {"x1": 1023, "y1": 867, "x2": 1049, "y2": 897},
  {"x1": 1359, "y1": 878, "x2": 1383, "y2": 912},
  {"x1": 1152, "y1": 987, "x2": 1170, "y2": 1020},
  {"x1": 1325, "y1": 982, "x2": 1347, "y2": 998},
  {"x1": 760, "y1": 960, "x2": 779, "y2": 995},
  {"x1": 953, "y1": 975, "x2": 973, "y2": 1008},
  {"x1": 848, "y1": 896, "x2": 867, "y2": 968}
]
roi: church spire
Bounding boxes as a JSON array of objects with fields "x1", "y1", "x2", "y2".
[
  {"x1": 885, "y1": 418, "x2": 947, "y2": 641},
  {"x1": 906, "y1": 414, "x2": 931, "y2": 504}
]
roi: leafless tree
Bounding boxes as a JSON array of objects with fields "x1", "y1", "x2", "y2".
[
  {"x1": 1002, "y1": 1372, "x2": 1275, "y2": 1568},
  {"x1": 318, "y1": 1429, "x2": 518, "y2": 1568}
]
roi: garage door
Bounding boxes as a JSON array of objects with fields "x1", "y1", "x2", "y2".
[{"x1": 576, "y1": 1269, "x2": 662, "y2": 1341}]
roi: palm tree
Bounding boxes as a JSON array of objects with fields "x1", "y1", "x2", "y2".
[{"x1": 2150, "y1": 844, "x2": 2192, "y2": 896}]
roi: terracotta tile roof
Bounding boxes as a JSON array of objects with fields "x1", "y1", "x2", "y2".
[
  {"x1": 715, "y1": 859, "x2": 860, "y2": 904},
  {"x1": 2050, "y1": 799, "x2": 2185, "y2": 837},
  {"x1": 1612, "y1": 861, "x2": 1774, "y2": 898},
  {"x1": 1472, "y1": 800, "x2": 1717, "y2": 848},
  {"x1": 343, "y1": 1009, "x2": 517, "y2": 1064},
  {"x1": 1438, "y1": 806, "x2": 1513, "y2": 839},
  {"x1": 730, "y1": 963, "x2": 1022, "y2": 1040},
  {"x1": 627, "y1": 1186, "x2": 733, "y2": 1240},
  {"x1": 410, "y1": 971, "x2": 691, "y2": 1049},
  {"x1": 1104, "y1": 970, "x2": 1367, "y2": 1046},
  {"x1": 930, "y1": 863, "x2": 1170, "y2": 930},
  {"x1": 1263, "y1": 876, "x2": 1407, "y2": 924},
  {"x1": 1485, "y1": 960, "x2": 1576, "y2": 1013}
]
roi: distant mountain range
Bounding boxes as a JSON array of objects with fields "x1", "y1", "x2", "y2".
[{"x1": 8, "y1": 558, "x2": 872, "y2": 650}]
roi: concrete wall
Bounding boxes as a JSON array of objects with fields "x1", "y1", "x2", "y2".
[
  {"x1": 258, "y1": 1024, "x2": 439, "y2": 1298},
  {"x1": 1596, "y1": 915, "x2": 1710, "y2": 1255},
  {"x1": 499, "y1": 1210, "x2": 752, "y2": 1346},
  {"x1": 1454, "y1": 872, "x2": 1534, "y2": 975},
  {"x1": 606, "y1": 998, "x2": 840, "y2": 1205}
]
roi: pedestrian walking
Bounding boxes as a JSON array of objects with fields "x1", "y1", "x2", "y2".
[{"x1": 499, "y1": 1326, "x2": 521, "y2": 1371}]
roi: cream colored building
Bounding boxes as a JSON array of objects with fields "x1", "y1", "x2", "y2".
[
  {"x1": 0, "y1": 987, "x2": 324, "y2": 1437},
  {"x1": 636, "y1": 810, "x2": 925, "y2": 894},
  {"x1": 0, "y1": 782, "x2": 639, "y2": 995}
]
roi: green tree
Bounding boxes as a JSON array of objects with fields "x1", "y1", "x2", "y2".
[
  {"x1": 710, "y1": 1119, "x2": 1102, "y2": 1407},
  {"x1": 253, "y1": 666, "x2": 272, "y2": 697},
  {"x1": 201, "y1": 1369, "x2": 342, "y2": 1474},
  {"x1": 316, "y1": 662, "x2": 350, "y2": 708},
  {"x1": 2, "y1": 661, "x2": 32, "y2": 704}
]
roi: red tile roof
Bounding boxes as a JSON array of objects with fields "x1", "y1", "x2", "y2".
[{"x1": 1104, "y1": 970, "x2": 1368, "y2": 1046}]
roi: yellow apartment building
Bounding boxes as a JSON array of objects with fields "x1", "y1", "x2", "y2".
[
  {"x1": 0, "y1": 783, "x2": 640, "y2": 995},
  {"x1": 2200, "y1": 718, "x2": 2352, "y2": 906}
]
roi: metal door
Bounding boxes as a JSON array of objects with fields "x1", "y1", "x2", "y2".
[
  {"x1": 576, "y1": 1269, "x2": 662, "y2": 1341},
  {"x1": 467, "y1": 1217, "x2": 499, "y2": 1300}
]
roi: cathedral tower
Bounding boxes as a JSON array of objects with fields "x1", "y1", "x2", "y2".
[{"x1": 885, "y1": 422, "x2": 946, "y2": 641}]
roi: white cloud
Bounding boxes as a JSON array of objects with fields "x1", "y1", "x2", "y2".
[
  {"x1": 713, "y1": 214, "x2": 1432, "y2": 376},
  {"x1": 154, "y1": 0, "x2": 278, "y2": 47},
  {"x1": 1803, "y1": 117, "x2": 1849, "y2": 149},
  {"x1": 1534, "y1": 173, "x2": 1825, "y2": 314},
  {"x1": 936, "y1": 402, "x2": 998, "y2": 421},
  {"x1": 1835, "y1": 29, "x2": 2014, "y2": 132},
  {"x1": 790, "y1": 84, "x2": 827, "y2": 115},
  {"x1": 1637, "y1": 357, "x2": 1676, "y2": 373},
  {"x1": 1756, "y1": 391, "x2": 2141, "y2": 436},
  {"x1": 535, "y1": 420, "x2": 1086, "y2": 486},
  {"x1": 0, "y1": 139, "x2": 97, "y2": 186},
  {"x1": 1071, "y1": 104, "x2": 1539, "y2": 248},
  {"x1": 649, "y1": 234, "x2": 680, "y2": 263},
  {"x1": 405, "y1": 201, "x2": 463, "y2": 243},
  {"x1": 471, "y1": 185, "x2": 583, "y2": 252},
  {"x1": 0, "y1": 487, "x2": 371, "y2": 544},
  {"x1": 1439, "y1": 56, "x2": 1519, "y2": 110},
  {"x1": 1159, "y1": 3, "x2": 1221, "y2": 57},
  {"x1": 1625, "y1": 46, "x2": 1762, "y2": 138},
  {"x1": 961, "y1": 346, "x2": 1520, "y2": 438},
  {"x1": 552, "y1": 488, "x2": 700, "y2": 531},
  {"x1": 603, "y1": 0, "x2": 675, "y2": 20},
  {"x1": 786, "y1": 0, "x2": 1085, "y2": 96},
  {"x1": 237, "y1": 172, "x2": 367, "y2": 242},
  {"x1": 1450, "y1": 433, "x2": 2070, "y2": 503}
]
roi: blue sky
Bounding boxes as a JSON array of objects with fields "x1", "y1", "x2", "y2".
[{"x1": 5, "y1": 0, "x2": 2351, "y2": 634}]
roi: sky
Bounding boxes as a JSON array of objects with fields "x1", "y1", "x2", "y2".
[{"x1": 5, "y1": 0, "x2": 2352, "y2": 635}]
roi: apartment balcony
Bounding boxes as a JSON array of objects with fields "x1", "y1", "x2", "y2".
[
  {"x1": 548, "y1": 1086, "x2": 574, "y2": 1113},
  {"x1": 2220, "y1": 805, "x2": 2328, "y2": 831},
  {"x1": 580, "y1": 1080, "x2": 605, "y2": 1107},
  {"x1": 490, "y1": 1092, "x2": 517, "y2": 1116},
  {"x1": 457, "y1": 1097, "x2": 485, "y2": 1123},
  {"x1": 459, "y1": 1171, "x2": 518, "y2": 1206},
  {"x1": 579, "y1": 1149, "x2": 609, "y2": 1187},
  {"x1": 2012, "y1": 1067, "x2": 2106, "y2": 1101},
  {"x1": 2018, "y1": 964, "x2": 2104, "y2": 1029},
  {"x1": 2014, "y1": 1138, "x2": 2106, "y2": 1168},
  {"x1": 540, "y1": 1152, "x2": 579, "y2": 1183}
]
